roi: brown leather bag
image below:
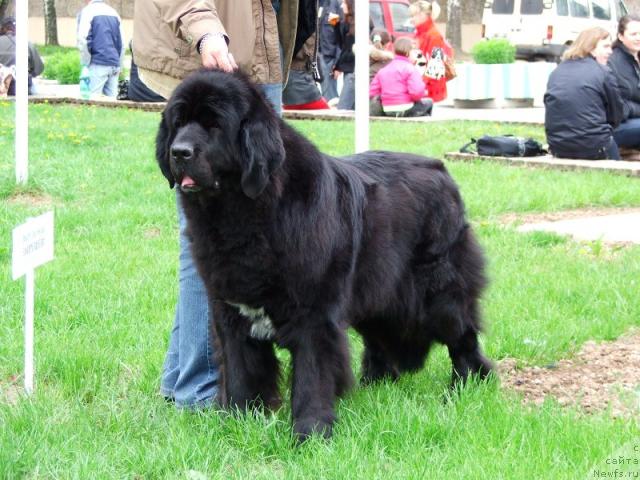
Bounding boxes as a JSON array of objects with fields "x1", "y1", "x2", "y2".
[{"x1": 444, "y1": 56, "x2": 457, "y2": 81}]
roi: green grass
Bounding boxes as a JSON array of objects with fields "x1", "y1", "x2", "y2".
[{"x1": 1, "y1": 103, "x2": 639, "y2": 478}]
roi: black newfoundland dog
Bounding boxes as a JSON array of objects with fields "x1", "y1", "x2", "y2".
[{"x1": 156, "y1": 70, "x2": 493, "y2": 440}]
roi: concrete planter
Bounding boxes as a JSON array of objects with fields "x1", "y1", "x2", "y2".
[
  {"x1": 449, "y1": 62, "x2": 556, "y2": 108},
  {"x1": 453, "y1": 98, "x2": 498, "y2": 109}
]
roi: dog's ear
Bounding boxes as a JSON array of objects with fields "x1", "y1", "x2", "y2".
[
  {"x1": 156, "y1": 110, "x2": 175, "y2": 189},
  {"x1": 239, "y1": 111, "x2": 285, "y2": 199}
]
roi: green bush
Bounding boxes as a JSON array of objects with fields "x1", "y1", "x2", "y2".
[
  {"x1": 471, "y1": 39, "x2": 516, "y2": 64},
  {"x1": 35, "y1": 44, "x2": 76, "y2": 57},
  {"x1": 42, "y1": 51, "x2": 81, "y2": 85}
]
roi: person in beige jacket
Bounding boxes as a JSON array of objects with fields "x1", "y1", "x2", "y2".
[
  {"x1": 133, "y1": 0, "x2": 304, "y2": 100},
  {"x1": 133, "y1": 0, "x2": 317, "y2": 409}
]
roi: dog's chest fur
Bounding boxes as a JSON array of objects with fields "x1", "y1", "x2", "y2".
[{"x1": 227, "y1": 302, "x2": 276, "y2": 340}]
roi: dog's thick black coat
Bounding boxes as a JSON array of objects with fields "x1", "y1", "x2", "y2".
[{"x1": 156, "y1": 70, "x2": 493, "y2": 440}]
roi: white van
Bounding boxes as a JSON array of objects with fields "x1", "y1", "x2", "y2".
[{"x1": 482, "y1": 0, "x2": 629, "y2": 61}]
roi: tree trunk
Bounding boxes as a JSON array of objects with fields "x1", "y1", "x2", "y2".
[
  {"x1": 446, "y1": 0, "x2": 462, "y2": 52},
  {"x1": 43, "y1": 0, "x2": 59, "y2": 46},
  {"x1": 0, "y1": 0, "x2": 11, "y2": 20},
  {"x1": 462, "y1": 0, "x2": 486, "y2": 23},
  {"x1": 437, "y1": 0, "x2": 485, "y2": 23}
]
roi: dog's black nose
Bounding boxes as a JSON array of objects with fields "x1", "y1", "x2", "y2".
[{"x1": 171, "y1": 144, "x2": 194, "y2": 162}]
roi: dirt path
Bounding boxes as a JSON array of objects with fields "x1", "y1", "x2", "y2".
[
  {"x1": 498, "y1": 331, "x2": 640, "y2": 417},
  {"x1": 500, "y1": 206, "x2": 640, "y2": 225}
]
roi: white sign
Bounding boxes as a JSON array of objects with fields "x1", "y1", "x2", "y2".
[{"x1": 12, "y1": 211, "x2": 54, "y2": 280}]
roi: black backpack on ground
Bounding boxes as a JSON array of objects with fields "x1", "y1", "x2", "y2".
[{"x1": 460, "y1": 135, "x2": 547, "y2": 157}]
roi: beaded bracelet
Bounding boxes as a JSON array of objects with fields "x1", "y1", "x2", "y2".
[{"x1": 198, "y1": 32, "x2": 226, "y2": 55}]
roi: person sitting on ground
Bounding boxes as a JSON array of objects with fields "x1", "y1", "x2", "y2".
[
  {"x1": 0, "y1": 16, "x2": 44, "y2": 96},
  {"x1": 369, "y1": 37, "x2": 433, "y2": 118},
  {"x1": 608, "y1": 14, "x2": 640, "y2": 157},
  {"x1": 544, "y1": 27, "x2": 623, "y2": 160},
  {"x1": 369, "y1": 28, "x2": 393, "y2": 81},
  {"x1": 124, "y1": 42, "x2": 165, "y2": 102},
  {"x1": 283, "y1": 35, "x2": 329, "y2": 110}
]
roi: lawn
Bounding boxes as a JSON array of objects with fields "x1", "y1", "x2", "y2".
[{"x1": 1, "y1": 102, "x2": 639, "y2": 478}]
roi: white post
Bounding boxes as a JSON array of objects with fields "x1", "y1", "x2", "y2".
[
  {"x1": 24, "y1": 270, "x2": 35, "y2": 394},
  {"x1": 354, "y1": 0, "x2": 369, "y2": 153},
  {"x1": 15, "y1": 0, "x2": 29, "y2": 184}
]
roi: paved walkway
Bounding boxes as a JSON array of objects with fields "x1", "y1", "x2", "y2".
[
  {"x1": 284, "y1": 104, "x2": 545, "y2": 124},
  {"x1": 444, "y1": 152, "x2": 640, "y2": 178},
  {"x1": 31, "y1": 79, "x2": 546, "y2": 124},
  {"x1": 518, "y1": 212, "x2": 640, "y2": 244}
]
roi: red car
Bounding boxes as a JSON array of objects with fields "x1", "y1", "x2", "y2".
[{"x1": 369, "y1": 0, "x2": 415, "y2": 39}]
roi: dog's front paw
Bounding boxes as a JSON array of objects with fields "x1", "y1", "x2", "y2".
[{"x1": 293, "y1": 415, "x2": 335, "y2": 442}]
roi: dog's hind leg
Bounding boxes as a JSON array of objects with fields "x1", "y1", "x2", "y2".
[
  {"x1": 357, "y1": 319, "x2": 434, "y2": 384},
  {"x1": 428, "y1": 294, "x2": 493, "y2": 386},
  {"x1": 355, "y1": 326, "x2": 400, "y2": 384},
  {"x1": 282, "y1": 312, "x2": 354, "y2": 441},
  {"x1": 447, "y1": 326, "x2": 493, "y2": 385},
  {"x1": 212, "y1": 301, "x2": 281, "y2": 411},
  {"x1": 360, "y1": 337, "x2": 400, "y2": 384}
]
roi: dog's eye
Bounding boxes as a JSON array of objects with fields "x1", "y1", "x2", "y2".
[{"x1": 197, "y1": 116, "x2": 219, "y2": 130}]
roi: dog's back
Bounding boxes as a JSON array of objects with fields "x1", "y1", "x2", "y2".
[{"x1": 338, "y1": 149, "x2": 471, "y2": 273}]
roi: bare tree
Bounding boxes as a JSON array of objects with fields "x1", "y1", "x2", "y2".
[
  {"x1": 462, "y1": 0, "x2": 486, "y2": 23},
  {"x1": 441, "y1": 0, "x2": 484, "y2": 52},
  {"x1": 43, "y1": 0, "x2": 58, "y2": 45},
  {"x1": 0, "y1": 0, "x2": 11, "y2": 19},
  {"x1": 446, "y1": 0, "x2": 462, "y2": 52}
]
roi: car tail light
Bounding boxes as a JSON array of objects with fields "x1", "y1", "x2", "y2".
[{"x1": 547, "y1": 25, "x2": 553, "y2": 40}]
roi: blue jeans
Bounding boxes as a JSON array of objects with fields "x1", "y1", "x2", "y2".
[
  {"x1": 161, "y1": 83, "x2": 282, "y2": 408},
  {"x1": 89, "y1": 64, "x2": 120, "y2": 97},
  {"x1": 604, "y1": 136, "x2": 621, "y2": 160},
  {"x1": 613, "y1": 117, "x2": 640, "y2": 149},
  {"x1": 319, "y1": 53, "x2": 338, "y2": 101},
  {"x1": 337, "y1": 72, "x2": 355, "y2": 110}
]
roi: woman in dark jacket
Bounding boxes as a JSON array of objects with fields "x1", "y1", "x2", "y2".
[
  {"x1": 544, "y1": 27, "x2": 623, "y2": 160},
  {"x1": 608, "y1": 15, "x2": 640, "y2": 151}
]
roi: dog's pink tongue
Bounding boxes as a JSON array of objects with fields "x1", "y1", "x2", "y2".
[{"x1": 181, "y1": 175, "x2": 196, "y2": 188}]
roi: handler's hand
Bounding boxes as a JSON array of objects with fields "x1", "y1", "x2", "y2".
[{"x1": 200, "y1": 33, "x2": 238, "y2": 72}]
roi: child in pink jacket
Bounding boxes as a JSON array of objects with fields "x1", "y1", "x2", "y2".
[{"x1": 369, "y1": 37, "x2": 433, "y2": 117}]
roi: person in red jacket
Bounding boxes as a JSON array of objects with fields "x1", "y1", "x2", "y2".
[
  {"x1": 409, "y1": 1, "x2": 450, "y2": 103},
  {"x1": 369, "y1": 37, "x2": 432, "y2": 117}
]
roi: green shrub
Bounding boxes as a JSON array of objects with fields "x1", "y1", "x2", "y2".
[
  {"x1": 35, "y1": 44, "x2": 76, "y2": 57},
  {"x1": 471, "y1": 39, "x2": 516, "y2": 64},
  {"x1": 42, "y1": 51, "x2": 81, "y2": 85}
]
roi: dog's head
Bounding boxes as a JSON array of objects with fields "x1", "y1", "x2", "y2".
[{"x1": 156, "y1": 69, "x2": 285, "y2": 199}]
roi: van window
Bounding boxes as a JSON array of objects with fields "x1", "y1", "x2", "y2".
[
  {"x1": 390, "y1": 2, "x2": 415, "y2": 33},
  {"x1": 369, "y1": 2, "x2": 384, "y2": 29},
  {"x1": 591, "y1": 0, "x2": 611, "y2": 19},
  {"x1": 521, "y1": 0, "x2": 544, "y2": 14},
  {"x1": 492, "y1": 0, "x2": 515, "y2": 14},
  {"x1": 616, "y1": 0, "x2": 628, "y2": 18},
  {"x1": 556, "y1": 0, "x2": 569, "y2": 15},
  {"x1": 569, "y1": 0, "x2": 589, "y2": 17}
]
